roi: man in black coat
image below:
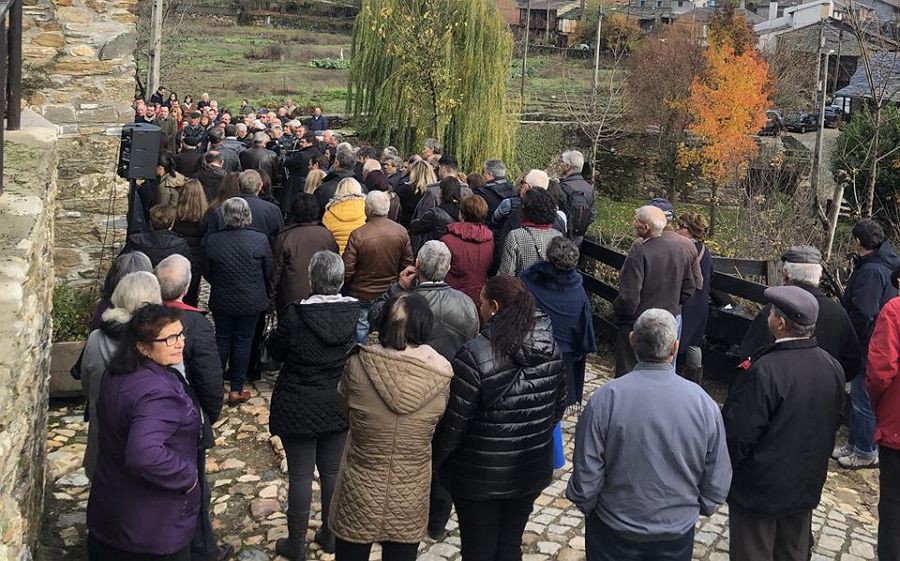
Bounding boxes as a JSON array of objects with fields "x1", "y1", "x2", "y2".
[
  {"x1": 206, "y1": 127, "x2": 241, "y2": 173},
  {"x1": 474, "y1": 158, "x2": 516, "y2": 221},
  {"x1": 740, "y1": 245, "x2": 860, "y2": 380},
  {"x1": 180, "y1": 111, "x2": 208, "y2": 151},
  {"x1": 239, "y1": 132, "x2": 277, "y2": 180},
  {"x1": 283, "y1": 131, "x2": 323, "y2": 208},
  {"x1": 156, "y1": 255, "x2": 232, "y2": 561},
  {"x1": 559, "y1": 150, "x2": 596, "y2": 246},
  {"x1": 174, "y1": 137, "x2": 203, "y2": 177},
  {"x1": 724, "y1": 286, "x2": 844, "y2": 561},
  {"x1": 206, "y1": 170, "x2": 284, "y2": 243},
  {"x1": 124, "y1": 204, "x2": 191, "y2": 266},
  {"x1": 315, "y1": 147, "x2": 358, "y2": 217},
  {"x1": 193, "y1": 152, "x2": 227, "y2": 203}
]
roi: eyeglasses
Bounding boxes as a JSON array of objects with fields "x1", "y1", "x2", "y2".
[{"x1": 153, "y1": 330, "x2": 186, "y2": 347}]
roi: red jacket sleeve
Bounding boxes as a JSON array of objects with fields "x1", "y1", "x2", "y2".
[{"x1": 867, "y1": 298, "x2": 900, "y2": 407}]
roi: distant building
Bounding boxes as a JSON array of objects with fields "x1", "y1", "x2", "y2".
[
  {"x1": 755, "y1": 0, "x2": 834, "y2": 51},
  {"x1": 518, "y1": 0, "x2": 581, "y2": 36},
  {"x1": 497, "y1": 0, "x2": 521, "y2": 27},
  {"x1": 835, "y1": 51, "x2": 900, "y2": 112}
]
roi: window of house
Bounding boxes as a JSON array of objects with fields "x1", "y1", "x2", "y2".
[
  {"x1": 656, "y1": 0, "x2": 663, "y2": 7},
  {"x1": 639, "y1": 0, "x2": 646, "y2": 6},
  {"x1": 677, "y1": 1, "x2": 684, "y2": 6}
]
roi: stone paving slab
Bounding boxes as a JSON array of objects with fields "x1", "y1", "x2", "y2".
[{"x1": 39, "y1": 359, "x2": 880, "y2": 561}]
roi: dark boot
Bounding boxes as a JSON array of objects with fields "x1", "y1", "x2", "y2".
[
  {"x1": 275, "y1": 538, "x2": 305, "y2": 561},
  {"x1": 314, "y1": 527, "x2": 336, "y2": 554}
]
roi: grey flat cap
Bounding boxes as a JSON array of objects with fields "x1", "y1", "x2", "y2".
[
  {"x1": 782, "y1": 245, "x2": 821, "y2": 264},
  {"x1": 765, "y1": 285, "x2": 819, "y2": 326}
]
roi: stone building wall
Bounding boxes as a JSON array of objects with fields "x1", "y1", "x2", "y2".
[
  {"x1": 23, "y1": 0, "x2": 138, "y2": 283},
  {"x1": 0, "y1": 114, "x2": 59, "y2": 561}
]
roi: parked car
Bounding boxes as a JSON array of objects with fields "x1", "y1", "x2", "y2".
[
  {"x1": 784, "y1": 112, "x2": 818, "y2": 134},
  {"x1": 824, "y1": 106, "x2": 844, "y2": 128},
  {"x1": 759, "y1": 110, "x2": 785, "y2": 136}
]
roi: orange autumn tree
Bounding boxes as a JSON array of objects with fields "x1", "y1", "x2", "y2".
[{"x1": 678, "y1": 6, "x2": 769, "y2": 236}]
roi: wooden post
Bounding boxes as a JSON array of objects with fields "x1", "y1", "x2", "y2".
[
  {"x1": 147, "y1": 0, "x2": 163, "y2": 98},
  {"x1": 7, "y1": 0, "x2": 21, "y2": 131}
]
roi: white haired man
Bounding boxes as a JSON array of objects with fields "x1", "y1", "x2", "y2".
[
  {"x1": 342, "y1": 191, "x2": 414, "y2": 343},
  {"x1": 568, "y1": 308, "x2": 731, "y2": 561},
  {"x1": 559, "y1": 149, "x2": 596, "y2": 246},
  {"x1": 740, "y1": 245, "x2": 860, "y2": 380},
  {"x1": 612, "y1": 206, "x2": 696, "y2": 377}
]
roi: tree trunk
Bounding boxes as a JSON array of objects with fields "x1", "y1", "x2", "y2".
[
  {"x1": 708, "y1": 187, "x2": 718, "y2": 238},
  {"x1": 824, "y1": 180, "x2": 847, "y2": 261},
  {"x1": 864, "y1": 108, "x2": 881, "y2": 217}
]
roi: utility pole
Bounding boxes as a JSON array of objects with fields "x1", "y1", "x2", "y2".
[
  {"x1": 812, "y1": 19, "x2": 825, "y2": 105},
  {"x1": 832, "y1": 24, "x2": 844, "y2": 95},
  {"x1": 546, "y1": 0, "x2": 551, "y2": 44},
  {"x1": 520, "y1": 0, "x2": 532, "y2": 110},
  {"x1": 811, "y1": 48, "x2": 834, "y2": 200},
  {"x1": 147, "y1": 0, "x2": 164, "y2": 99},
  {"x1": 592, "y1": 6, "x2": 603, "y2": 94}
]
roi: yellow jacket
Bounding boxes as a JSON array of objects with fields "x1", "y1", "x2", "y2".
[{"x1": 323, "y1": 197, "x2": 367, "y2": 254}]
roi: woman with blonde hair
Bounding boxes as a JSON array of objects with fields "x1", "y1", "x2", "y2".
[
  {"x1": 173, "y1": 179, "x2": 208, "y2": 306},
  {"x1": 322, "y1": 178, "x2": 367, "y2": 254},
  {"x1": 396, "y1": 159, "x2": 436, "y2": 228},
  {"x1": 675, "y1": 211, "x2": 712, "y2": 384},
  {"x1": 304, "y1": 169, "x2": 327, "y2": 195}
]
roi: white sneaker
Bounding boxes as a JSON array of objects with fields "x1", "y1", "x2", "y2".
[
  {"x1": 837, "y1": 452, "x2": 879, "y2": 470},
  {"x1": 832, "y1": 443, "x2": 853, "y2": 460}
]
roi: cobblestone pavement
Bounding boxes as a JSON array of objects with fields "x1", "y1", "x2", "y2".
[{"x1": 40, "y1": 358, "x2": 880, "y2": 561}]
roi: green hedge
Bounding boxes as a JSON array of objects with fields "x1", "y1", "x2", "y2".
[{"x1": 511, "y1": 123, "x2": 566, "y2": 177}]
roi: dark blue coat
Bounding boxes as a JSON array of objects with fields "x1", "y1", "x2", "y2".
[
  {"x1": 843, "y1": 240, "x2": 900, "y2": 356},
  {"x1": 680, "y1": 241, "x2": 712, "y2": 349},
  {"x1": 521, "y1": 260, "x2": 596, "y2": 356},
  {"x1": 204, "y1": 227, "x2": 274, "y2": 316},
  {"x1": 206, "y1": 194, "x2": 284, "y2": 243}
]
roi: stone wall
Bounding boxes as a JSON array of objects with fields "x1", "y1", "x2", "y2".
[
  {"x1": 23, "y1": 0, "x2": 138, "y2": 283},
  {"x1": 0, "y1": 112, "x2": 59, "y2": 561}
]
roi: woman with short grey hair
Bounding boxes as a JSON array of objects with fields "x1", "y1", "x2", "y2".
[
  {"x1": 205, "y1": 196, "x2": 273, "y2": 404},
  {"x1": 90, "y1": 251, "x2": 153, "y2": 330},
  {"x1": 266, "y1": 250, "x2": 360, "y2": 560},
  {"x1": 81, "y1": 271, "x2": 162, "y2": 478}
]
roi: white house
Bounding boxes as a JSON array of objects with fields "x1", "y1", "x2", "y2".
[{"x1": 755, "y1": 0, "x2": 835, "y2": 51}]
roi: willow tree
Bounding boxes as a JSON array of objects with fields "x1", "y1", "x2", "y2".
[{"x1": 347, "y1": 0, "x2": 514, "y2": 171}]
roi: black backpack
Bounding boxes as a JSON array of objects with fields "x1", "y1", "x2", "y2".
[{"x1": 568, "y1": 189, "x2": 593, "y2": 237}]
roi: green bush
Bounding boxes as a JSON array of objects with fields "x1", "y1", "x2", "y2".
[
  {"x1": 511, "y1": 123, "x2": 566, "y2": 177},
  {"x1": 52, "y1": 282, "x2": 96, "y2": 343},
  {"x1": 308, "y1": 58, "x2": 352, "y2": 70}
]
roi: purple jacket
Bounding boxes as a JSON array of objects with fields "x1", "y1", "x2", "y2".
[{"x1": 87, "y1": 360, "x2": 201, "y2": 555}]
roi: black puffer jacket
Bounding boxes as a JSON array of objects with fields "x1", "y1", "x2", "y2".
[
  {"x1": 267, "y1": 297, "x2": 360, "y2": 438},
  {"x1": 123, "y1": 230, "x2": 190, "y2": 267},
  {"x1": 433, "y1": 312, "x2": 566, "y2": 500},
  {"x1": 204, "y1": 227, "x2": 274, "y2": 316}
]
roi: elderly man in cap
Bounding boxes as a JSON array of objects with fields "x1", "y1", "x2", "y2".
[
  {"x1": 723, "y1": 286, "x2": 845, "y2": 561},
  {"x1": 740, "y1": 245, "x2": 860, "y2": 379}
]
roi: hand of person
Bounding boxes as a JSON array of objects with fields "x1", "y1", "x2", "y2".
[{"x1": 398, "y1": 266, "x2": 417, "y2": 290}]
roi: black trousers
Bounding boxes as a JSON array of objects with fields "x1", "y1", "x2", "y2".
[
  {"x1": 614, "y1": 325, "x2": 637, "y2": 378},
  {"x1": 89, "y1": 534, "x2": 190, "y2": 561},
  {"x1": 334, "y1": 539, "x2": 418, "y2": 561},
  {"x1": 452, "y1": 493, "x2": 539, "y2": 561},
  {"x1": 585, "y1": 513, "x2": 693, "y2": 561},
  {"x1": 563, "y1": 352, "x2": 587, "y2": 406},
  {"x1": 428, "y1": 471, "x2": 453, "y2": 537},
  {"x1": 880, "y1": 446, "x2": 900, "y2": 561},
  {"x1": 247, "y1": 313, "x2": 267, "y2": 381},
  {"x1": 729, "y1": 505, "x2": 812, "y2": 561},
  {"x1": 190, "y1": 450, "x2": 216, "y2": 561},
  {"x1": 283, "y1": 432, "x2": 347, "y2": 547}
]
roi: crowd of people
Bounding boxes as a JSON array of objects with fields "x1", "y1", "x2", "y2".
[{"x1": 70, "y1": 93, "x2": 900, "y2": 561}]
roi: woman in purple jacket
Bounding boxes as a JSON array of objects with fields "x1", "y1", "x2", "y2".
[{"x1": 87, "y1": 304, "x2": 201, "y2": 561}]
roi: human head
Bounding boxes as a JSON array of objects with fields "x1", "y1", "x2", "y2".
[
  {"x1": 335, "y1": 146, "x2": 356, "y2": 171},
  {"x1": 416, "y1": 241, "x2": 452, "y2": 282},
  {"x1": 467, "y1": 173, "x2": 485, "y2": 190},
  {"x1": 189, "y1": 111, "x2": 201, "y2": 125},
  {"x1": 308, "y1": 250, "x2": 345, "y2": 296},
  {"x1": 479, "y1": 276, "x2": 536, "y2": 354},
  {"x1": 409, "y1": 160, "x2": 437, "y2": 194},
  {"x1": 459, "y1": 195, "x2": 488, "y2": 224},
  {"x1": 102, "y1": 271, "x2": 163, "y2": 325},
  {"x1": 362, "y1": 158, "x2": 382, "y2": 179},
  {"x1": 222, "y1": 197, "x2": 252, "y2": 228},
  {"x1": 357, "y1": 146, "x2": 378, "y2": 164},
  {"x1": 364, "y1": 169, "x2": 389, "y2": 192},
  {"x1": 149, "y1": 204, "x2": 177, "y2": 231},
  {"x1": 109, "y1": 304, "x2": 184, "y2": 374},
  {"x1": 524, "y1": 169, "x2": 550, "y2": 190},
  {"x1": 204, "y1": 150, "x2": 224, "y2": 168},
  {"x1": 378, "y1": 292, "x2": 433, "y2": 351},
  {"x1": 676, "y1": 212, "x2": 709, "y2": 241},
  {"x1": 546, "y1": 237, "x2": 579, "y2": 272},
  {"x1": 146, "y1": 104, "x2": 157, "y2": 118},
  {"x1": 365, "y1": 190, "x2": 391, "y2": 217},
  {"x1": 382, "y1": 154, "x2": 402, "y2": 175},
  {"x1": 300, "y1": 131, "x2": 317, "y2": 147},
  {"x1": 239, "y1": 169, "x2": 263, "y2": 195},
  {"x1": 629, "y1": 309, "x2": 679, "y2": 363},
  {"x1": 314, "y1": 107, "x2": 322, "y2": 117},
  {"x1": 781, "y1": 245, "x2": 823, "y2": 288},
  {"x1": 101, "y1": 251, "x2": 153, "y2": 300},
  {"x1": 155, "y1": 254, "x2": 192, "y2": 302},
  {"x1": 560, "y1": 150, "x2": 585, "y2": 176},
  {"x1": 157, "y1": 152, "x2": 176, "y2": 178},
  {"x1": 304, "y1": 169, "x2": 327, "y2": 195},
  {"x1": 648, "y1": 197, "x2": 675, "y2": 223},
  {"x1": 207, "y1": 127, "x2": 224, "y2": 146},
  {"x1": 333, "y1": 177, "x2": 363, "y2": 199},
  {"x1": 290, "y1": 192, "x2": 321, "y2": 223},
  {"x1": 136, "y1": 103, "x2": 147, "y2": 117},
  {"x1": 437, "y1": 154, "x2": 458, "y2": 179},
  {"x1": 634, "y1": 206, "x2": 667, "y2": 239},
  {"x1": 201, "y1": 92, "x2": 210, "y2": 102},
  {"x1": 852, "y1": 218, "x2": 885, "y2": 253},
  {"x1": 439, "y1": 176, "x2": 462, "y2": 205},
  {"x1": 158, "y1": 105, "x2": 169, "y2": 120},
  {"x1": 224, "y1": 123, "x2": 237, "y2": 138},
  {"x1": 765, "y1": 285, "x2": 818, "y2": 338},
  {"x1": 236, "y1": 123, "x2": 248, "y2": 138},
  {"x1": 423, "y1": 138, "x2": 443, "y2": 159},
  {"x1": 483, "y1": 159, "x2": 506, "y2": 181},
  {"x1": 522, "y1": 188, "x2": 558, "y2": 226},
  {"x1": 253, "y1": 131, "x2": 268, "y2": 146}
]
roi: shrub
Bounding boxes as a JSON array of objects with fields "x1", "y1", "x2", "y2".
[
  {"x1": 511, "y1": 123, "x2": 565, "y2": 178},
  {"x1": 52, "y1": 282, "x2": 96, "y2": 343},
  {"x1": 308, "y1": 58, "x2": 351, "y2": 70},
  {"x1": 245, "y1": 44, "x2": 285, "y2": 61}
]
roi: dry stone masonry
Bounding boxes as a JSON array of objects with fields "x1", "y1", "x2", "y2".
[
  {"x1": 0, "y1": 113, "x2": 59, "y2": 561},
  {"x1": 23, "y1": 0, "x2": 138, "y2": 283}
]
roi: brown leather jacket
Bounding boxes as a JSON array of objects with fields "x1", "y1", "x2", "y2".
[
  {"x1": 342, "y1": 216, "x2": 414, "y2": 302},
  {"x1": 270, "y1": 222, "x2": 339, "y2": 313}
]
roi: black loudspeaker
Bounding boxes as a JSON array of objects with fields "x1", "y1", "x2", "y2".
[{"x1": 117, "y1": 123, "x2": 161, "y2": 180}]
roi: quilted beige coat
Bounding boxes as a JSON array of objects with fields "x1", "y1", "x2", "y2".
[{"x1": 329, "y1": 343, "x2": 453, "y2": 544}]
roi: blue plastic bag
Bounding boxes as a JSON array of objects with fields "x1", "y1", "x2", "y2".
[{"x1": 552, "y1": 421, "x2": 565, "y2": 469}]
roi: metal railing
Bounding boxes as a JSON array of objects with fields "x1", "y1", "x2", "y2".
[
  {"x1": 0, "y1": 0, "x2": 22, "y2": 195},
  {"x1": 578, "y1": 238, "x2": 772, "y2": 382}
]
